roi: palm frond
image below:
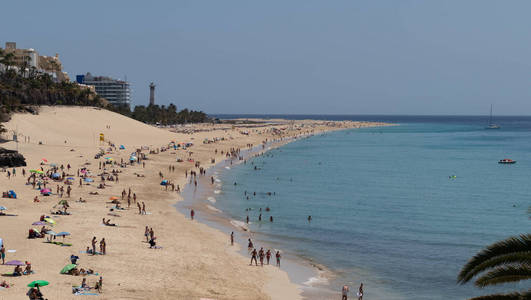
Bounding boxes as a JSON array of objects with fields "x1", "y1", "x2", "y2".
[
  {"x1": 460, "y1": 252, "x2": 531, "y2": 283},
  {"x1": 475, "y1": 265, "x2": 531, "y2": 287},
  {"x1": 458, "y1": 234, "x2": 531, "y2": 284},
  {"x1": 468, "y1": 289, "x2": 531, "y2": 300}
]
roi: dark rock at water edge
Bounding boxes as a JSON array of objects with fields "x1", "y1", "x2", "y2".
[{"x1": 0, "y1": 148, "x2": 27, "y2": 167}]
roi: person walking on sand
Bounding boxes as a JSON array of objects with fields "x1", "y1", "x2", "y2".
[
  {"x1": 276, "y1": 250, "x2": 281, "y2": 267},
  {"x1": 137, "y1": 203, "x2": 142, "y2": 214},
  {"x1": 266, "y1": 249, "x2": 271, "y2": 265},
  {"x1": 142, "y1": 202, "x2": 146, "y2": 214},
  {"x1": 145, "y1": 226, "x2": 150, "y2": 242},
  {"x1": 100, "y1": 238, "x2": 106, "y2": 255},
  {"x1": 230, "y1": 232, "x2": 234, "y2": 246},
  {"x1": 0, "y1": 244, "x2": 5, "y2": 264},
  {"x1": 357, "y1": 283, "x2": 363, "y2": 300},
  {"x1": 250, "y1": 248, "x2": 258, "y2": 266},
  {"x1": 190, "y1": 209, "x2": 195, "y2": 220},
  {"x1": 342, "y1": 285, "x2": 349, "y2": 300},
  {"x1": 259, "y1": 247, "x2": 265, "y2": 266},
  {"x1": 91, "y1": 237, "x2": 97, "y2": 255}
]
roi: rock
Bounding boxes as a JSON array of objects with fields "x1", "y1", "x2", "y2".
[{"x1": 0, "y1": 148, "x2": 27, "y2": 167}]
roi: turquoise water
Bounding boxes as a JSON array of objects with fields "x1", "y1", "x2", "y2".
[{"x1": 212, "y1": 119, "x2": 530, "y2": 299}]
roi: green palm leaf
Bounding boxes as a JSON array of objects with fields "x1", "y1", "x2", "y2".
[
  {"x1": 460, "y1": 252, "x2": 531, "y2": 284},
  {"x1": 458, "y1": 234, "x2": 531, "y2": 284},
  {"x1": 474, "y1": 265, "x2": 531, "y2": 287},
  {"x1": 468, "y1": 289, "x2": 531, "y2": 300}
]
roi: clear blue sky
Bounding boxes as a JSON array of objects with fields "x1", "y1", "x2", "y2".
[{"x1": 1, "y1": 0, "x2": 530, "y2": 115}]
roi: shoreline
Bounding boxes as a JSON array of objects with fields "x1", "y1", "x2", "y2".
[{"x1": 175, "y1": 130, "x2": 365, "y2": 299}]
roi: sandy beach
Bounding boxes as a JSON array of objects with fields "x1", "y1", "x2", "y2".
[{"x1": 0, "y1": 106, "x2": 387, "y2": 299}]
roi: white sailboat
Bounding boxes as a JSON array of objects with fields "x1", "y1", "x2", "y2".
[{"x1": 486, "y1": 104, "x2": 500, "y2": 129}]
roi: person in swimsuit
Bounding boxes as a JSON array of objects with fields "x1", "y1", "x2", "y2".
[
  {"x1": 259, "y1": 248, "x2": 265, "y2": 266},
  {"x1": 230, "y1": 232, "x2": 234, "y2": 246},
  {"x1": 247, "y1": 239, "x2": 253, "y2": 251},
  {"x1": 357, "y1": 283, "x2": 363, "y2": 300},
  {"x1": 266, "y1": 249, "x2": 271, "y2": 265},
  {"x1": 0, "y1": 244, "x2": 5, "y2": 264},
  {"x1": 250, "y1": 249, "x2": 258, "y2": 266},
  {"x1": 276, "y1": 251, "x2": 281, "y2": 267},
  {"x1": 91, "y1": 237, "x2": 97, "y2": 255},
  {"x1": 145, "y1": 226, "x2": 150, "y2": 242},
  {"x1": 342, "y1": 285, "x2": 349, "y2": 300},
  {"x1": 190, "y1": 209, "x2": 195, "y2": 220}
]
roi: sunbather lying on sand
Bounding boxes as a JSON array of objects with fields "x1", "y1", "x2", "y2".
[
  {"x1": 0, "y1": 280, "x2": 10, "y2": 288},
  {"x1": 102, "y1": 218, "x2": 116, "y2": 226}
]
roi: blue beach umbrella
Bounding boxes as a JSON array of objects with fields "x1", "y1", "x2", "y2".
[
  {"x1": 66, "y1": 177, "x2": 75, "y2": 180},
  {"x1": 56, "y1": 232, "x2": 70, "y2": 237},
  {"x1": 160, "y1": 180, "x2": 168, "y2": 186},
  {"x1": 0, "y1": 206, "x2": 6, "y2": 210},
  {"x1": 84, "y1": 178, "x2": 94, "y2": 182}
]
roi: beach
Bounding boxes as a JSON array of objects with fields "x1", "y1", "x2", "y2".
[{"x1": 0, "y1": 106, "x2": 386, "y2": 299}]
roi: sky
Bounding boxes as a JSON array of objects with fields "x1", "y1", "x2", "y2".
[{"x1": 1, "y1": 0, "x2": 531, "y2": 115}]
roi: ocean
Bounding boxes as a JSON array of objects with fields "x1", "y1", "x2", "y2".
[{"x1": 187, "y1": 116, "x2": 531, "y2": 299}]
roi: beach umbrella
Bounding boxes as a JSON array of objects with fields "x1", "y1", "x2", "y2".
[
  {"x1": 44, "y1": 218, "x2": 56, "y2": 225},
  {"x1": 104, "y1": 157, "x2": 112, "y2": 160},
  {"x1": 29, "y1": 169, "x2": 38, "y2": 173},
  {"x1": 84, "y1": 178, "x2": 94, "y2": 182},
  {"x1": 56, "y1": 232, "x2": 70, "y2": 237},
  {"x1": 47, "y1": 231, "x2": 57, "y2": 236},
  {"x1": 57, "y1": 200, "x2": 68, "y2": 205},
  {"x1": 32, "y1": 221, "x2": 46, "y2": 226},
  {"x1": 40, "y1": 188, "x2": 51, "y2": 195},
  {"x1": 60, "y1": 264, "x2": 76, "y2": 274},
  {"x1": 160, "y1": 180, "x2": 168, "y2": 186},
  {"x1": 119, "y1": 145, "x2": 125, "y2": 149},
  {"x1": 129, "y1": 156, "x2": 137, "y2": 161},
  {"x1": 27, "y1": 280, "x2": 49, "y2": 287},
  {"x1": 50, "y1": 163, "x2": 57, "y2": 167},
  {"x1": 0, "y1": 206, "x2": 6, "y2": 210},
  {"x1": 51, "y1": 173, "x2": 60, "y2": 179},
  {"x1": 5, "y1": 260, "x2": 25, "y2": 266},
  {"x1": 41, "y1": 158, "x2": 48, "y2": 163},
  {"x1": 66, "y1": 177, "x2": 75, "y2": 180},
  {"x1": 36, "y1": 170, "x2": 44, "y2": 174},
  {"x1": 109, "y1": 196, "x2": 119, "y2": 200}
]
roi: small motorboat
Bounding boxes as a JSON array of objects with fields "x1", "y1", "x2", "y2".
[{"x1": 498, "y1": 159, "x2": 516, "y2": 164}]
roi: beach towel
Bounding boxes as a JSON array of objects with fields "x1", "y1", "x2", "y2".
[
  {"x1": 74, "y1": 292, "x2": 99, "y2": 296},
  {"x1": 79, "y1": 251, "x2": 104, "y2": 255}
]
